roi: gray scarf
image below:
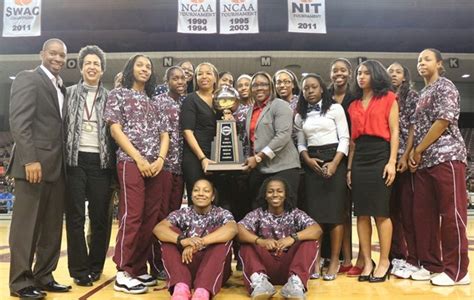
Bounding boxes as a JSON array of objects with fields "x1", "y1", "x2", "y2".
[{"x1": 65, "y1": 81, "x2": 113, "y2": 169}]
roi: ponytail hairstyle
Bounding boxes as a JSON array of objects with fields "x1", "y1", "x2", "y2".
[
  {"x1": 390, "y1": 62, "x2": 414, "y2": 102},
  {"x1": 163, "y1": 66, "x2": 185, "y2": 82},
  {"x1": 273, "y1": 69, "x2": 300, "y2": 97},
  {"x1": 194, "y1": 62, "x2": 219, "y2": 92},
  {"x1": 422, "y1": 48, "x2": 446, "y2": 76}
]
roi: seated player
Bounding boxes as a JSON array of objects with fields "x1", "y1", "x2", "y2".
[
  {"x1": 238, "y1": 177, "x2": 322, "y2": 300},
  {"x1": 153, "y1": 178, "x2": 238, "y2": 300}
]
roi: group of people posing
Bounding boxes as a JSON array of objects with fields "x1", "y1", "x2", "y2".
[{"x1": 7, "y1": 37, "x2": 470, "y2": 300}]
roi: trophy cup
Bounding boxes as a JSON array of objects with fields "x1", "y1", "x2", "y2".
[{"x1": 206, "y1": 85, "x2": 245, "y2": 171}]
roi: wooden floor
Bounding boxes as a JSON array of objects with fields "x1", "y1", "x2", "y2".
[{"x1": 0, "y1": 218, "x2": 473, "y2": 300}]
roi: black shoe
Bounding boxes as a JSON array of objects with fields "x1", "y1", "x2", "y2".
[
  {"x1": 236, "y1": 260, "x2": 243, "y2": 271},
  {"x1": 38, "y1": 280, "x2": 71, "y2": 292},
  {"x1": 369, "y1": 266, "x2": 391, "y2": 283},
  {"x1": 74, "y1": 275, "x2": 93, "y2": 287},
  {"x1": 10, "y1": 286, "x2": 45, "y2": 299},
  {"x1": 89, "y1": 271, "x2": 102, "y2": 282},
  {"x1": 154, "y1": 269, "x2": 167, "y2": 281},
  {"x1": 358, "y1": 260, "x2": 376, "y2": 282}
]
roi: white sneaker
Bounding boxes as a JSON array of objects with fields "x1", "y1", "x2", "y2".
[
  {"x1": 114, "y1": 271, "x2": 148, "y2": 294},
  {"x1": 456, "y1": 273, "x2": 471, "y2": 285},
  {"x1": 280, "y1": 274, "x2": 306, "y2": 300},
  {"x1": 137, "y1": 274, "x2": 157, "y2": 286},
  {"x1": 411, "y1": 266, "x2": 439, "y2": 281},
  {"x1": 394, "y1": 263, "x2": 420, "y2": 279},
  {"x1": 250, "y1": 272, "x2": 276, "y2": 300},
  {"x1": 431, "y1": 272, "x2": 471, "y2": 286},
  {"x1": 391, "y1": 258, "x2": 406, "y2": 275}
]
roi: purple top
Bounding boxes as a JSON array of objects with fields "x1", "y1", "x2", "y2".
[
  {"x1": 289, "y1": 94, "x2": 298, "y2": 114},
  {"x1": 233, "y1": 102, "x2": 252, "y2": 157},
  {"x1": 412, "y1": 77, "x2": 467, "y2": 169},
  {"x1": 398, "y1": 89, "x2": 418, "y2": 158},
  {"x1": 167, "y1": 205, "x2": 235, "y2": 238},
  {"x1": 104, "y1": 88, "x2": 170, "y2": 162},
  {"x1": 154, "y1": 93, "x2": 185, "y2": 175},
  {"x1": 239, "y1": 207, "x2": 316, "y2": 240}
]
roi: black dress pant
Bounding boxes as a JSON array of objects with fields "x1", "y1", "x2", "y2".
[
  {"x1": 65, "y1": 152, "x2": 112, "y2": 278},
  {"x1": 9, "y1": 174, "x2": 65, "y2": 292}
]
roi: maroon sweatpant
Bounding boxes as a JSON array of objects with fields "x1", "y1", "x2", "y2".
[
  {"x1": 390, "y1": 171, "x2": 418, "y2": 266},
  {"x1": 413, "y1": 161, "x2": 469, "y2": 281},
  {"x1": 161, "y1": 241, "x2": 233, "y2": 296},
  {"x1": 113, "y1": 161, "x2": 166, "y2": 276},
  {"x1": 149, "y1": 171, "x2": 184, "y2": 275},
  {"x1": 239, "y1": 241, "x2": 318, "y2": 293}
]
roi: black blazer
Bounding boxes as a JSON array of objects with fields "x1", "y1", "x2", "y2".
[{"x1": 8, "y1": 67, "x2": 67, "y2": 182}]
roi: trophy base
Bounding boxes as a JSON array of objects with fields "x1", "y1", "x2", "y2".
[{"x1": 206, "y1": 163, "x2": 246, "y2": 172}]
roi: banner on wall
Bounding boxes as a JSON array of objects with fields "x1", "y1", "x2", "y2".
[
  {"x1": 3, "y1": 0, "x2": 41, "y2": 37},
  {"x1": 287, "y1": 0, "x2": 326, "y2": 34},
  {"x1": 219, "y1": 0, "x2": 258, "y2": 34},
  {"x1": 177, "y1": 0, "x2": 217, "y2": 34}
]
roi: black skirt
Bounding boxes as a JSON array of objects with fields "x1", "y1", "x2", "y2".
[
  {"x1": 352, "y1": 135, "x2": 392, "y2": 217},
  {"x1": 304, "y1": 144, "x2": 347, "y2": 224}
]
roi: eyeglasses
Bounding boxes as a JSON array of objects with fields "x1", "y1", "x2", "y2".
[
  {"x1": 276, "y1": 80, "x2": 293, "y2": 86},
  {"x1": 251, "y1": 82, "x2": 270, "y2": 89}
]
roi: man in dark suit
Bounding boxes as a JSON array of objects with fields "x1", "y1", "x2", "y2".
[{"x1": 8, "y1": 38, "x2": 71, "y2": 299}]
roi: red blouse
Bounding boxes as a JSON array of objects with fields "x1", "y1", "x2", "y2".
[
  {"x1": 249, "y1": 97, "x2": 269, "y2": 153},
  {"x1": 348, "y1": 91, "x2": 396, "y2": 142}
]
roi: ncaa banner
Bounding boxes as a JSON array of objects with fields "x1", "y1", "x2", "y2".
[
  {"x1": 220, "y1": 0, "x2": 258, "y2": 34},
  {"x1": 3, "y1": 0, "x2": 41, "y2": 37},
  {"x1": 288, "y1": 0, "x2": 326, "y2": 34},
  {"x1": 178, "y1": 0, "x2": 217, "y2": 34}
]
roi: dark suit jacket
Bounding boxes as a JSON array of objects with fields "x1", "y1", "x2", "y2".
[{"x1": 8, "y1": 67, "x2": 66, "y2": 182}]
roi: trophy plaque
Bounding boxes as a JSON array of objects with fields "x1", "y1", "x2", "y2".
[{"x1": 207, "y1": 85, "x2": 245, "y2": 171}]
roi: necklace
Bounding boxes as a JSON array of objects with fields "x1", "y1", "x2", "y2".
[
  {"x1": 140, "y1": 95, "x2": 150, "y2": 131},
  {"x1": 83, "y1": 88, "x2": 99, "y2": 132}
]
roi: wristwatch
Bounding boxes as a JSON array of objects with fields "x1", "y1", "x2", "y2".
[
  {"x1": 290, "y1": 233, "x2": 299, "y2": 242},
  {"x1": 254, "y1": 155, "x2": 262, "y2": 163}
]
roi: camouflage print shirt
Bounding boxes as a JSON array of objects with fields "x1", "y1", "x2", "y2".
[
  {"x1": 411, "y1": 77, "x2": 467, "y2": 169},
  {"x1": 239, "y1": 207, "x2": 316, "y2": 240},
  {"x1": 398, "y1": 89, "x2": 418, "y2": 158},
  {"x1": 104, "y1": 88, "x2": 170, "y2": 162},
  {"x1": 154, "y1": 93, "x2": 185, "y2": 175},
  {"x1": 167, "y1": 205, "x2": 235, "y2": 238}
]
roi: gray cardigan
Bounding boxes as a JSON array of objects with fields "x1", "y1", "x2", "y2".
[
  {"x1": 65, "y1": 81, "x2": 114, "y2": 169},
  {"x1": 246, "y1": 97, "x2": 300, "y2": 174}
]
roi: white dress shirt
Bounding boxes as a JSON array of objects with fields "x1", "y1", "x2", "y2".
[
  {"x1": 295, "y1": 102, "x2": 350, "y2": 156},
  {"x1": 40, "y1": 65, "x2": 64, "y2": 118}
]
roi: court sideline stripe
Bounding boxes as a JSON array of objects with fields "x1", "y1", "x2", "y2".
[{"x1": 78, "y1": 276, "x2": 115, "y2": 300}]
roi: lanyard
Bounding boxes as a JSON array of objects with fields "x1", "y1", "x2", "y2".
[{"x1": 84, "y1": 88, "x2": 99, "y2": 121}]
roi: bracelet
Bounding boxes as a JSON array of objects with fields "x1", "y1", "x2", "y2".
[
  {"x1": 177, "y1": 234, "x2": 185, "y2": 250},
  {"x1": 158, "y1": 155, "x2": 165, "y2": 161},
  {"x1": 254, "y1": 236, "x2": 261, "y2": 245},
  {"x1": 347, "y1": 168, "x2": 352, "y2": 172},
  {"x1": 199, "y1": 156, "x2": 206, "y2": 162},
  {"x1": 290, "y1": 233, "x2": 299, "y2": 242}
]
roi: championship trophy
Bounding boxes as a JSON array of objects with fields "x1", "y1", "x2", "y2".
[{"x1": 206, "y1": 85, "x2": 245, "y2": 171}]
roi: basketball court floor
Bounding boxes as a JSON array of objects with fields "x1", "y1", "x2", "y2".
[{"x1": 0, "y1": 218, "x2": 473, "y2": 299}]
